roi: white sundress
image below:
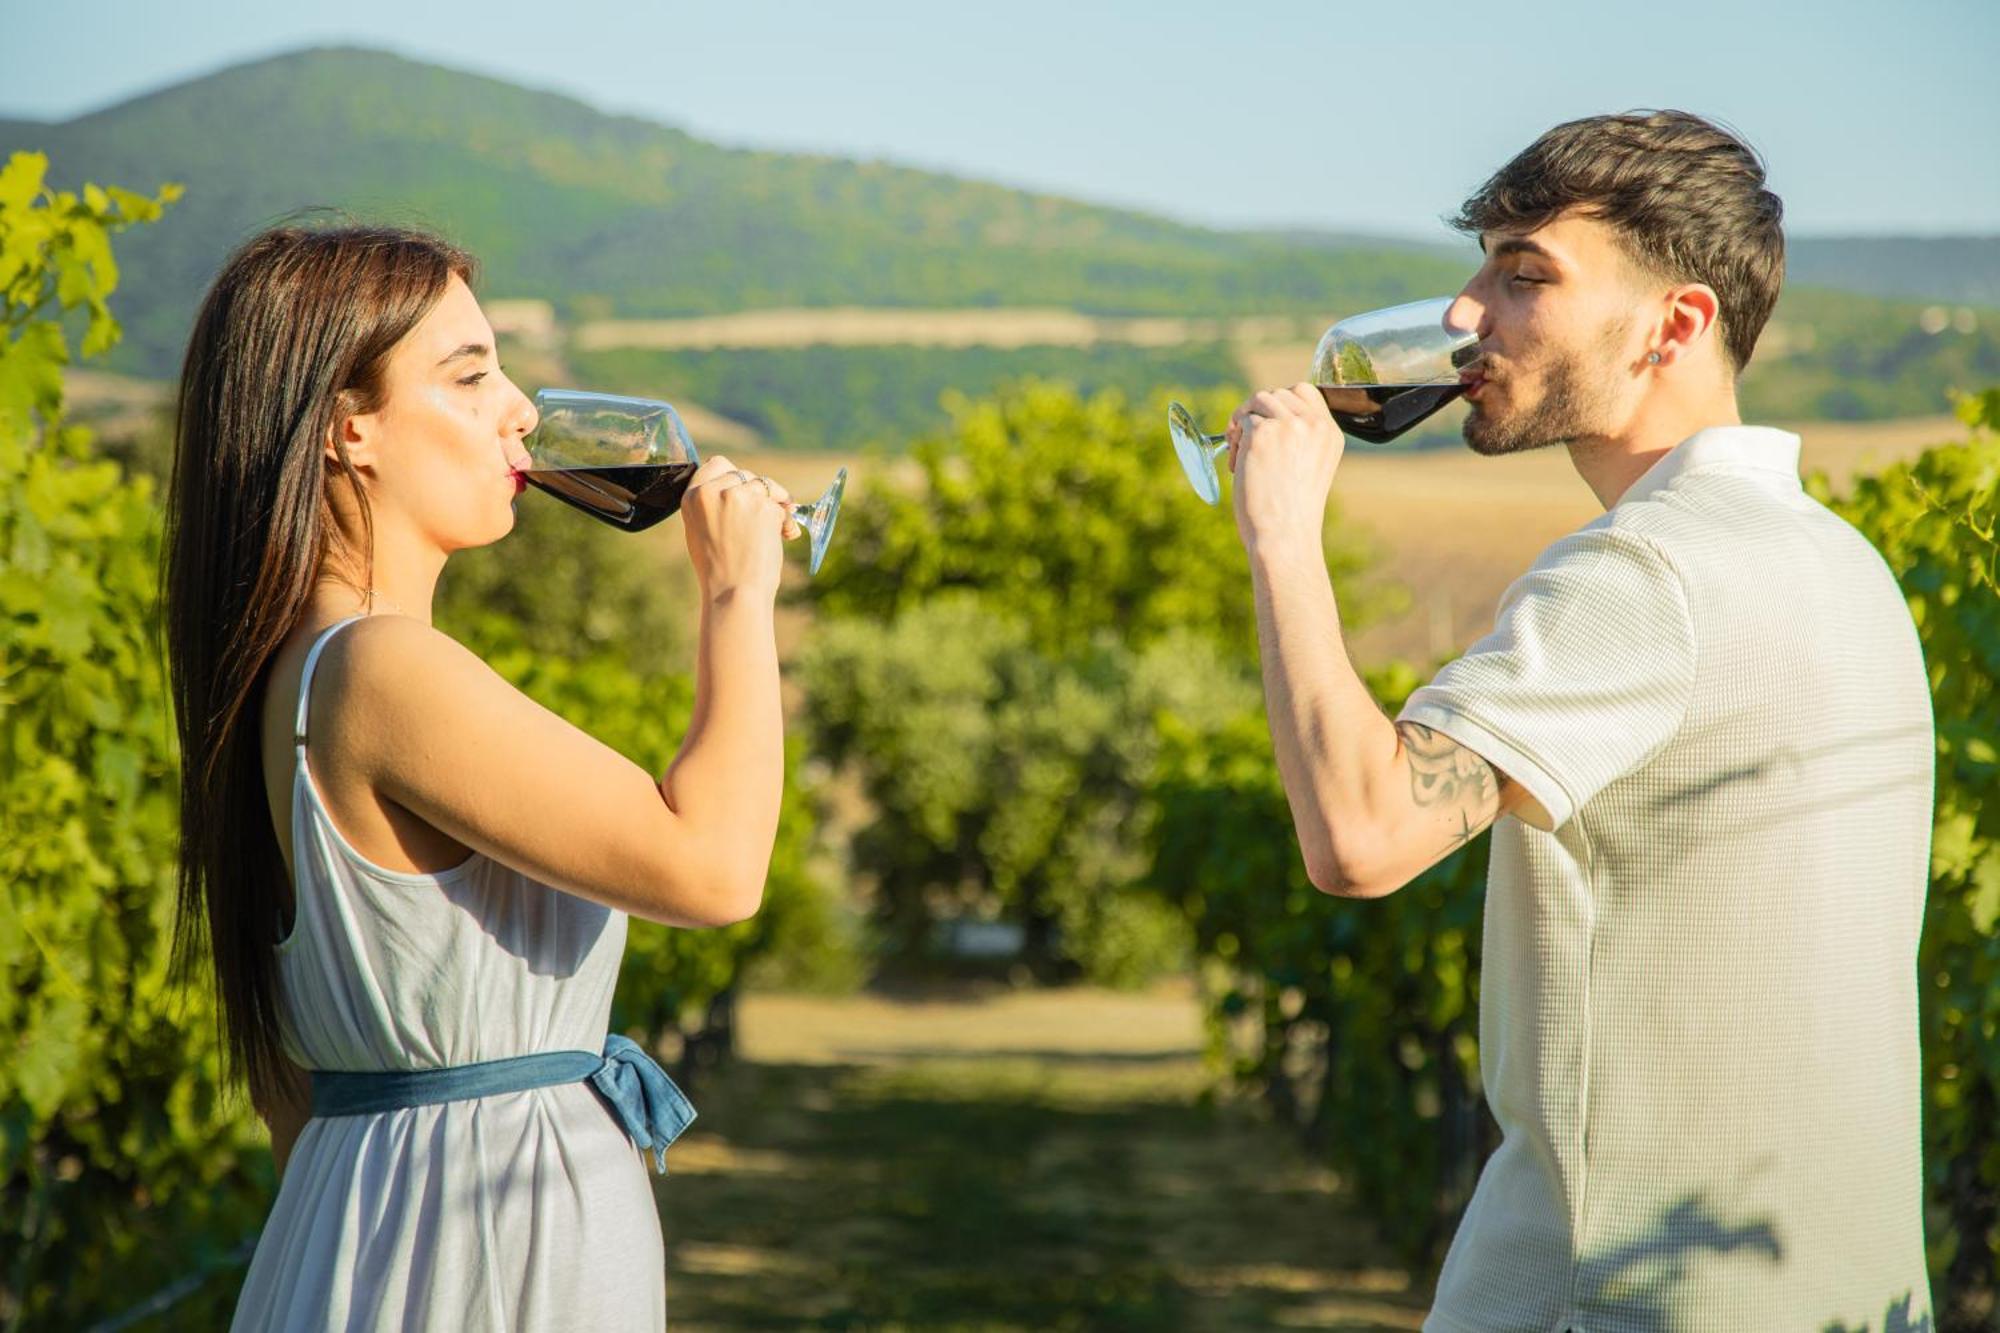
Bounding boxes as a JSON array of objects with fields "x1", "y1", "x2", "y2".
[{"x1": 231, "y1": 615, "x2": 669, "y2": 1331}]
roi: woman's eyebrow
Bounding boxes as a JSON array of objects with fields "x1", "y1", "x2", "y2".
[{"x1": 435, "y1": 342, "x2": 491, "y2": 367}]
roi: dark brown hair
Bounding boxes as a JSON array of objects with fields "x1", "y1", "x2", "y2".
[
  {"x1": 164, "y1": 224, "x2": 475, "y2": 1105},
  {"x1": 1451, "y1": 110, "x2": 1785, "y2": 373}
]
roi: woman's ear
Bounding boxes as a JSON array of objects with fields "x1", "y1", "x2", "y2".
[{"x1": 325, "y1": 401, "x2": 379, "y2": 472}]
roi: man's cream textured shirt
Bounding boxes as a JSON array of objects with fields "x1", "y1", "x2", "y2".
[{"x1": 1398, "y1": 426, "x2": 1934, "y2": 1332}]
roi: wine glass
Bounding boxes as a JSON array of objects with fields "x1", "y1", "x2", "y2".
[
  {"x1": 522, "y1": 388, "x2": 847, "y2": 575},
  {"x1": 1165, "y1": 296, "x2": 1479, "y2": 505}
]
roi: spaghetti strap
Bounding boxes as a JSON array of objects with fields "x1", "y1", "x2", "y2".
[{"x1": 293, "y1": 615, "x2": 370, "y2": 750}]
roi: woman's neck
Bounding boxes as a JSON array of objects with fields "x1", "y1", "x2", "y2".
[{"x1": 312, "y1": 531, "x2": 445, "y2": 626}]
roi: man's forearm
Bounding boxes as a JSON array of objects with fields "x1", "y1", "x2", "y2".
[{"x1": 1249, "y1": 543, "x2": 1401, "y2": 890}]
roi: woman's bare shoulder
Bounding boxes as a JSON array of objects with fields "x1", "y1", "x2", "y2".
[
  {"x1": 305, "y1": 617, "x2": 506, "y2": 754},
  {"x1": 315, "y1": 614, "x2": 489, "y2": 688}
]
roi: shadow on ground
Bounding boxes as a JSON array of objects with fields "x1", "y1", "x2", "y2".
[{"x1": 656, "y1": 1052, "x2": 1430, "y2": 1332}]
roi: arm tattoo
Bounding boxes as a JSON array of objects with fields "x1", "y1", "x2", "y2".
[{"x1": 1397, "y1": 722, "x2": 1500, "y2": 852}]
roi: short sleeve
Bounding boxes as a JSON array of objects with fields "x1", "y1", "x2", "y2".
[{"x1": 1396, "y1": 524, "x2": 1696, "y2": 832}]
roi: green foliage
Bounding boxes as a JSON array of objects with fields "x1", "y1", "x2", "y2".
[
  {"x1": 1810, "y1": 389, "x2": 2000, "y2": 1325},
  {"x1": 807, "y1": 380, "x2": 1384, "y2": 660},
  {"x1": 800, "y1": 595, "x2": 1254, "y2": 982},
  {"x1": 796, "y1": 380, "x2": 1386, "y2": 982},
  {"x1": 1904, "y1": 389, "x2": 2000, "y2": 593},
  {"x1": 568, "y1": 341, "x2": 1246, "y2": 454},
  {"x1": 438, "y1": 485, "x2": 695, "y2": 676},
  {"x1": 0, "y1": 153, "x2": 262, "y2": 1329},
  {"x1": 1144, "y1": 664, "x2": 1493, "y2": 1264},
  {"x1": 0, "y1": 153, "x2": 178, "y2": 372},
  {"x1": 1742, "y1": 288, "x2": 2000, "y2": 422}
]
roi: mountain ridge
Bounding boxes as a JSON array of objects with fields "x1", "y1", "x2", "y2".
[
  {"x1": 8, "y1": 47, "x2": 1479, "y2": 374},
  {"x1": 5, "y1": 45, "x2": 1994, "y2": 427}
]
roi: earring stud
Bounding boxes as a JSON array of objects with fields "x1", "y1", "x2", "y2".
[{"x1": 1647, "y1": 351, "x2": 1662, "y2": 364}]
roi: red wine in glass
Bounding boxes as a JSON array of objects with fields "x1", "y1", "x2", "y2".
[
  {"x1": 1166, "y1": 297, "x2": 1477, "y2": 504},
  {"x1": 522, "y1": 389, "x2": 847, "y2": 572},
  {"x1": 522, "y1": 463, "x2": 698, "y2": 532},
  {"x1": 1320, "y1": 382, "x2": 1468, "y2": 444}
]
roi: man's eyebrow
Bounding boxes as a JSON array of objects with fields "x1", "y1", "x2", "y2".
[
  {"x1": 1485, "y1": 237, "x2": 1558, "y2": 263},
  {"x1": 435, "y1": 342, "x2": 491, "y2": 367}
]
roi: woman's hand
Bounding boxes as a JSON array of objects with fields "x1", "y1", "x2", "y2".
[{"x1": 681, "y1": 455, "x2": 796, "y2": 598}]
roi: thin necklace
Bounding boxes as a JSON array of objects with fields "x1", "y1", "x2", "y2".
[{"x1": 365, "y1": 588, "x2": 409, "y2": 618}]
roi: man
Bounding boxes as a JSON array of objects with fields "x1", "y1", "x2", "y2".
[{"x1": 1228, "y1": 111, "x2": 1934, "y2": 1330}]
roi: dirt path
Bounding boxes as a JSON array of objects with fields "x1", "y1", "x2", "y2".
[{"x1": 655, "y1": 986, "x2": 1433, "y2": 1331}]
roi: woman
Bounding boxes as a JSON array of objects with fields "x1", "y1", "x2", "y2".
[{"x1": 164, "y1": 225, "x2": 796, "y2": 1330}]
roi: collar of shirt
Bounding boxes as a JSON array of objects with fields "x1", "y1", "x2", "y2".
[{"x1": 1616, "y1": 424, "x2": 1804, "y2": 509}]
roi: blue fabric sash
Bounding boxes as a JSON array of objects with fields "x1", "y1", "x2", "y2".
[{"x1": 310, "y1": 1034, "x2": 696, "y2": 1174}]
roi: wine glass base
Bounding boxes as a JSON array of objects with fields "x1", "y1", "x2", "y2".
[
  {"x1": 804, "y1": 467, "x2": 847, "y2": 575},
  {"x1": 1167, "y1": 401, "x2": 1223, "y2": 506}
]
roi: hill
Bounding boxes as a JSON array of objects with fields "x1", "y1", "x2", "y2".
[
  {"x1": 1, "y1": 47, "x2": 1467, "y2": 377},
  {"x1": 6, "y1": 46, "x2": 1993, "y2": 430},
  {"x1": 1786, "y1": 235, "x2": 2000, "y2": 307}
]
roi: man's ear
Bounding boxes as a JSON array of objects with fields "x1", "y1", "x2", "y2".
[{"x1": 1651, "y1": 283, "x2": 1723, "y2": 367}]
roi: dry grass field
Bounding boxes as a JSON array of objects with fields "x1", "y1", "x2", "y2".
[
  {"x1": 576, "y1": 309, "x2": 1315, "y2": 352},
  {"x1": 716, "y1": 412, "x2": 1960, "y2": 667}
]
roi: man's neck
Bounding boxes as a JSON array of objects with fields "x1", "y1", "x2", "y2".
[{"x1": 1566, "y1": 378, "x2": 1744, "y2": 510}]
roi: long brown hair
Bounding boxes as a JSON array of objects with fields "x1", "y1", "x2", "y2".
[{"x1": 164, "y1": 224, "x2": 475, "y2": 1105}]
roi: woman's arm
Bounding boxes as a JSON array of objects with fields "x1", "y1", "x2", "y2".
[
  {"x1": 325, "y1": 458, "x2": 791, "y2": 927},
  {"x1": 657, "y1": 584, "x2": 783, "y2": 911},
  {"x1": 654, "y1": 455, "x2": 790, "y2": 911}
]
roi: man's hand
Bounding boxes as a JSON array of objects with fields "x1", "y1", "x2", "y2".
[{"x1": 1227, "y1": 383, "x2": 1346, "y2": 558}]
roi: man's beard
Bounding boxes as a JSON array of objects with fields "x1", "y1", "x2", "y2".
[{"x1": 1463, "y1": 329, "x2": 1623, "y2": 457}]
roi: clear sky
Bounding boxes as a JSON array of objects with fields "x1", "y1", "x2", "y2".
[{"x1": 5, "y1": 0, "x2": 1996, "y2": 240}]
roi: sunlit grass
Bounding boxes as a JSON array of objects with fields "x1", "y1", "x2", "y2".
[{"x1": 657, "y1": 988, "x2": 1430, "y2": 1331}]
